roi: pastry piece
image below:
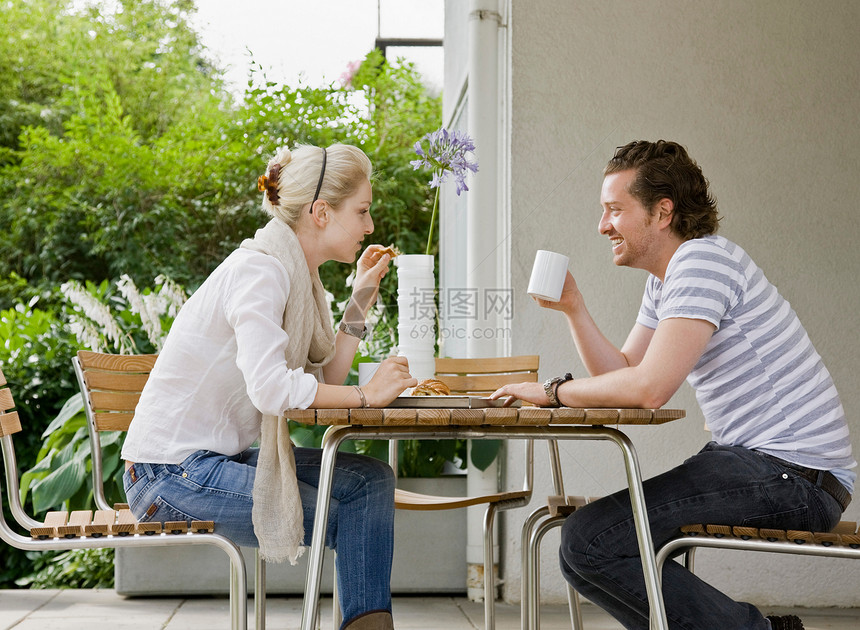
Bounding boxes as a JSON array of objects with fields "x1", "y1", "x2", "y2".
[
  {"x1": 412, "y1": 378, "x2": 451, "y2": 396},
  {"x1": 379, "y1": 244, "x2": 401, "y2": 258}
]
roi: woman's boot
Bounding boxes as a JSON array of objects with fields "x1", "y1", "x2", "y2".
[{"x1": 342, "y1": 610, "x2": 394, "y2": 629}]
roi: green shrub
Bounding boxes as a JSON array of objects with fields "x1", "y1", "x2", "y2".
[
  {"x1": 17, "y1": 548, "x2": 115, "y2": 589},
  {"x1": 0, "y1": 0, "x2": 461, "y2": 590},
  {"x1": 0, "y1": 295, "x2": 82, "y2": 587}
]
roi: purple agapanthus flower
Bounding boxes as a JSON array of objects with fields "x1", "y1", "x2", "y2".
[
  {"x1": 411, "y1": 128, "x2": 479, "y2": 254},
  {"x1": 410, "y1": 128, "x2": 479, "y2": 196}
]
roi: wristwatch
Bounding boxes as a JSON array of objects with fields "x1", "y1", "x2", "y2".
[
  {"x1": 542, "y1": 372, "x2": 574, "y2": 407},
  {"x1": 338, "y1": 321, "x2": 367, "y2": 340}
]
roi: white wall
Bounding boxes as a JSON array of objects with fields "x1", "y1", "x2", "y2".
[{"x1": 488, "y1": 0, "x2": 860, "y2": 608}]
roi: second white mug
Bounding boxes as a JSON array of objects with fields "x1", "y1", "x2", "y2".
[{"x1": 358, "y1": 362, "x2": 381, "y2": 387}]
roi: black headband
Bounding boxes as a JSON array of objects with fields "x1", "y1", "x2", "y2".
[{"x1": 309, "y1": 147, "x2": 327, "y2": 212}]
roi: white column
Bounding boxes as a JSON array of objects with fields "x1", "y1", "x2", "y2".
[{"x1": 465, "y1": 0, "x2": 507, "y2": 602}]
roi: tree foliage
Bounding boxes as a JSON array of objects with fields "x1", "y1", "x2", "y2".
[
  {"x1": 0, "y1": 2, "x2": 441, "y2": 296},
  {"x1": 0, "y1": 0, "x2": 443, "y2": 588}
]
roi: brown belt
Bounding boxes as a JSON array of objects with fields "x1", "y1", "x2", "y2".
[{"x1": 758, "y1": 451, "x2": 852, "y2": 512}]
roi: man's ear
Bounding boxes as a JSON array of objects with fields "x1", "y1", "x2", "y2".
[{"x1": 656, "y1": 198, "x2": 674, "y2": 229}]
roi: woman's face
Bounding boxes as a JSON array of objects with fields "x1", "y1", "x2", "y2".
[{"x1": 325, "y1": 178, "x2": 374, "y2": 263}]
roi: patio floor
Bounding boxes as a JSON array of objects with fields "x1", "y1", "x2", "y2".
[{"x1": 1, "y1": 589, "x2": 859, "y2": 629}]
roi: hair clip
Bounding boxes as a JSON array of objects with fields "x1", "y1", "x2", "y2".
[{"x1": 257, "y1": 163, "x2": 281, "y2": 204}]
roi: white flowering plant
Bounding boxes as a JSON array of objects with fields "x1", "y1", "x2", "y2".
[
  {"x1": 61, "y1": 274, "x2": 187, "y2": 354},
  {"x1": 21, "y1": 274, "x2": 188, "y2": 516}
]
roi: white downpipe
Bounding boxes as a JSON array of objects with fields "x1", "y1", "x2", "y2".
[{"x1": 466, "y1": 0, "x2": 505, "y2": 602}]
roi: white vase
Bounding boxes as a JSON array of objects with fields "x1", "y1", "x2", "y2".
[{"x1": 395, "y1": 254, "x2": 436, "y2": 380}]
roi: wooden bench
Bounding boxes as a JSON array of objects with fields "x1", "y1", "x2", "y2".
[
  {"x1": 1, "y1": 364, "x2": 249, "y2": 629},
  {"x1": 677, "y1": 521, "x2": 860, "y2": 546}
]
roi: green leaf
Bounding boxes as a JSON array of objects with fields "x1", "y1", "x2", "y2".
[
  {"x1": 101, "y1": 449, "x2": 120, "y2": 483},
  {"x1": 41, "y1": 393, "x2": 84, "y2": 437},
  {"x1": 49, "y1": 426, "x2": 89, "y2": 469},
  {"x1": 337, "y1": 440, "x2": 357, "y2": 454},
  {"x1": 31, "y1": 452, "x2": 88, "y2": 514},
  {"x1": 287, "y1": 422, "x2": 325, "y2": 448},
  {"x1": 99, "y1": 430, "x2": 124, "y2": 447},
  {"x1": 470, "y1": 440, "x2": 501, "y2": 472}
]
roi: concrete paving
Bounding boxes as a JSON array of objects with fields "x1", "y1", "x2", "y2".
[{"x1": 1, "y1": 589, "x2": 859, "y2": 629}]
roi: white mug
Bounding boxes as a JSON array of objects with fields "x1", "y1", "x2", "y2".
[
  {"x1": 527, "y1": 250, "x2": 569, "y2": 302},
  {"x1": 358, "y1": 362, "x2": 381, "y2": 386}
]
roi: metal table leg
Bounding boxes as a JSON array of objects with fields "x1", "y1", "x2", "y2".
[
  {"x1": 299, "y1": 424, "x2": 669, "y2": 630},
  {"x1": 598, "y1": 427, "x2": 668, "y2": 630},
  {"x1": 522, "y1": 427, "x2": 668, "y2": 630},
  {"x1": 301, "y1": 425, "x2": 351, "y2": 630}
]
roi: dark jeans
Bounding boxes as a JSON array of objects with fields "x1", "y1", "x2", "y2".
[{"x1": 559, "y1": 442, "x2": 844, "y2": 629}]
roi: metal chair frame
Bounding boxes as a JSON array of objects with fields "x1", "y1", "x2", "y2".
[
  {"x1": 523, "y1": 442, "x2": 860, "y2": 630},
  {"x1": 521, "y1": 440, "x2": 583, "y2": 630},
  {"x1": 1, "y1": 365, "x2": 249, "y2": 630},
  {"x1": 72, "y1": 351, "x2": 266, "y2": 629},
  {"x1": 388, "y1": 355, "x2": 540, "y2": 630}
]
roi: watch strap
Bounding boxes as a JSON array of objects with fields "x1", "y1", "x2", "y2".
[
  {"x1": 338, "y1": 320, "x2": 367, "y2": 339},
  {"x1": 543, "y1": 376, "x2": 562, "y2": 407},
  {"x1": 544, "y1": 372, "x2": 574, "y2": 407}
]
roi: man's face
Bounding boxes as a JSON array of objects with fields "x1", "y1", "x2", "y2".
[{"x1": 598, "y1": 169, "x2": 659, "y2": 270}]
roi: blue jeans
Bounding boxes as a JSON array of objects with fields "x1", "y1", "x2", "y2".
[
  {"x1": 560, "y1": 442, "x2": 844, "y2": 629},
  {"x1": 123, "y1": 447, "x2": 395, "y2": 628}
]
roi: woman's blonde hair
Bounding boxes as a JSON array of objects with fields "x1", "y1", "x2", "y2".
[{"x1": 258, "y1": 143, "x2": 372, "y2": 227}]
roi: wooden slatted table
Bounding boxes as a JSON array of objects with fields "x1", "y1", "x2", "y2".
[{"x1": 292, "y1": 405, "x2": 685, "y2": 630}]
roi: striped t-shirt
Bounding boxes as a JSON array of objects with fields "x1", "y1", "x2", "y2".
[{"x1": 636, "y1": 235, "x2": 856, "y2": 493}]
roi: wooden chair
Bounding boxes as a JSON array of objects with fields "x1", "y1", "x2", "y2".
[
  {"x1": 656, "y1": 519, "x2": 860, "y2": 596},
  {"x1": 1, "y1": 364, "x2": 249, "y2": 630},
  {"x1": 389, "y1": 355, "x2": 540, "y2": 630},
  {"x1": 523, "y1": 494, "x2": 860, "y2": 630},
  {"x1": 72, "y1": 351, "x2": 267, "y2": 629}
]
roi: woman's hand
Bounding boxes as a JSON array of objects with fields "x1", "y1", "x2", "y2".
[
  {"x1": 361, "y1": 356, "x2": 418, "y2": 407},
  {"x1": 349, "y1": 245, "x2": 394, "y2": 316},
  {"x1": 488, "y1": 382, "x2": 551, "y2": 407}
]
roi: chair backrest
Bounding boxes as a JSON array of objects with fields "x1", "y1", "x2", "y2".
[
  {"x1": 73, "y1": 351, "x2": 157, "y2": 511},
  {"x1": 434, "y1": 355, "x2": 540, "y2": 395},
  {"x1": 0, "y1": 368, "x2": 22, "y2": 439},
  {"x1": 1, "y1": 367, "x2": 42, "y2": 531},
  {"x1": 73, "y1": 351, "x2": 157, "y2": 433},
  {"x1": 388, "y1": 355, "x2": 541, "y2": 483}
]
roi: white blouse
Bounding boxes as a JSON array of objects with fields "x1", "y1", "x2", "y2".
[{"x1": 121, "y1": 248, "x2": 320, "y2": 464}]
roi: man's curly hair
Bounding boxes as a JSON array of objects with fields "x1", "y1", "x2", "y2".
[{"x1": 605, "y1": 140, "x2": 720, "y2": 240}]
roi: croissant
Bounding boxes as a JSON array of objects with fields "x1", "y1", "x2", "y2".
[{"x1": 412, "y1": 378, "x2": 451, "y2": 396}]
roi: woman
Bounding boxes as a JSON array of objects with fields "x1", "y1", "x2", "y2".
[{"x1": 121, "y1": 144, "x2": 415, "y2": 630}]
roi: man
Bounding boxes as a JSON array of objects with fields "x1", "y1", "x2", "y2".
[{"x1": 491, "y1": 140, "x2": 855, "y2": 630}]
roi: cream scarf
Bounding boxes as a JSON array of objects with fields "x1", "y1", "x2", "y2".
[{"x1": 241, "y1": 218, "x2": 336, "y2": 564}]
